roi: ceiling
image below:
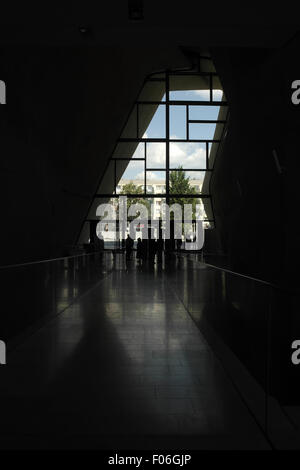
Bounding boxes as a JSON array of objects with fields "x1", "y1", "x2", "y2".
[{"x1": 0, "y1": 2, "x2": 299, "y2": 48}]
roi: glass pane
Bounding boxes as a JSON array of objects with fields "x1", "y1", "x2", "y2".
[
  {"x1": 170, "y1": 89, "x2": 210, "y2": 101},
  {"x1": 170, "y1": 105, "x2": 186, "y2": 139},
  {"x1": 168, "y1": 196, "x2": 208, "y2": 218},
  {"x1": 126, "y1": 198, "x2": 151, "y2": 222},
  {"x1": 93, "y1": 197, "x2": 152, "y2": 248},
  {"x1": 138, "y1": 80, "x2": 165, "y2": 102},
  {"x1": 138, "y1": 104, "x2": 165, "y2": 138},
  {"x1": 116, "y1": 160, "x2": 144, "y2": 189},
  {"x1": 126, "y1": 197, "x2": 166, "y2": 241},
  {"x1": 189, "y1": 105, "x2": 220, "y2": 121},
  {"x1": 165, "y1": 197, "x2": 204, "y2": 248},
  {"x1": 146, "y1": 171, "x2": 166, "y2": 194},
  {"x1": 187, "y1": 171, "x2": 206, "y2": 190},
  {"x1": 170, "y1": 142, "x2": 206, "y2": 169},
  {"x1": 189, "y1": 123, "x2": 223, "y2": 140},
  {"x1": 112, "y1": 142, "x2": 145, "y2": 159},
  {"x1": 165, "y1": 197, "x2": 210, "y2": 248},
  {"x1": 151, "y1": 197, "x2": 166, "y2": 221},
  {"x1": 169, "y1": 170, "x2": 205, "y2": 194},
  {"x1": 146, "y1": 142, "x2": 166, "y2": 168}
]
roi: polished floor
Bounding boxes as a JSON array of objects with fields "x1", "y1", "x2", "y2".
[{"x1": 0, "y1": 254, "x2": 270, "y2": 449}]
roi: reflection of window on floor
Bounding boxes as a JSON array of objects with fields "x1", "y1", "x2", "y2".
[{"x1": 82, "y1": 55, "x2": 228, "y2": 246}]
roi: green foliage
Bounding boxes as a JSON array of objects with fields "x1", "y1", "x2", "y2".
[
  {"x1": 120, "y1": 182, "x2": 150, "y2": 219},
  {"x1": 169, "y1": 167, "x2": 199, "y2": 218}
]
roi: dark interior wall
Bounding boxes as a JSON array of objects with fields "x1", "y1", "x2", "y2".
[
  {"x1": 0, "y1": 45, "x2": 187, "y2": 266},
  {"x1": 209, "y1": 43, "x2": 300, "y2": 284},
  {"x1": 1, "y1": 25, "x2": 300, "y2": 283},
  {"x1": 281, "y1": 38, "x2": 300, "y2": 290}
]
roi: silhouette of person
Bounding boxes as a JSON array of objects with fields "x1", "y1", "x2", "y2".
[
  {"x1": 125, "y1": 234, "x2": 134, "y2": 260},
  {"x1": 136, "y1": 237, "x2": 143, "y2": 261}
]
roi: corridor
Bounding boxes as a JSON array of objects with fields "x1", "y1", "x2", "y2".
[{"x1": 0, "y1": 255, "x2": 270, "y2": 450}]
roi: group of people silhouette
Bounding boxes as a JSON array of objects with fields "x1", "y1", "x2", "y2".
[
  {"x1": 89, "y1": 226, "x2": 176, "y2": 265},
  {"x1": 125, "y1": 235, "x2": 163, "y2": 263}
]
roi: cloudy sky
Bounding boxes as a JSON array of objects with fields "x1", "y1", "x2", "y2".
[{"x1": 121, "y1": 90, "x2": 222, "y2": 183}]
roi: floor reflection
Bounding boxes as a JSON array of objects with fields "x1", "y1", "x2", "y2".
[{"x1": 0, "y1": 254, "x2": 270, "y2": 449}]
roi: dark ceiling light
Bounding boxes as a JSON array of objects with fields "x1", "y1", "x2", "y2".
[{"x1": 128, "y1": 0, "x2": 144, "y2": 21}]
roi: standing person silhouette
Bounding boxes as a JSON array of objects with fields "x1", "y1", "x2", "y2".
[
  {"x1": 136, "y1": 237, "x2": 143, "y2": 261},
  {"x1": 125, "y1": 234, "x2": 134, "y2": 260}
]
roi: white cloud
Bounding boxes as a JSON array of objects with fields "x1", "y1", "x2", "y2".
[
  {"x1": 146, "y1": 142, "x2": 166, "y2": 168},
  {"x1": 169, "y1": 140, "x2": 206, "y2": 169},
  {"x1": 130, "y1": 140, "x2": 207, "y2": 172},
  {"x1": 122, "y1": 139, "x2": 207, "y2": 181}
]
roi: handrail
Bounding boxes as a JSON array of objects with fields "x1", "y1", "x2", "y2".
[
  {"x1": 177, "y1": 253, "x2": 300, "y2": 295},
  {"x1": 0, "y1": 251, "x2": 101, "y2": 270},
  {"x1": 203, "y1": 261, "x2": 275, "y2": 288}
]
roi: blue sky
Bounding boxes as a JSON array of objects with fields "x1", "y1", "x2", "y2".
[{"x1": 121, "y1": 90, "x2": 222, "y2": 182}]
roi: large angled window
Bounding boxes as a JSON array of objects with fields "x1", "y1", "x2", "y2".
[{"x1": 81, "y1": 55, "x2": 228, "y2": 248}]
